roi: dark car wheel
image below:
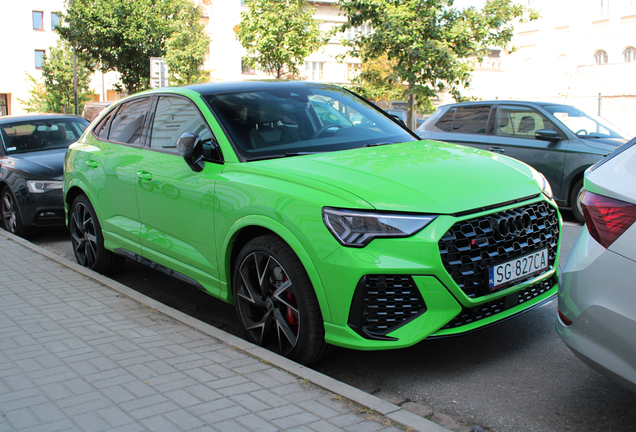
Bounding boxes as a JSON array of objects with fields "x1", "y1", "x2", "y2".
[
  {"x1": 70, "y1": 194, "x2": 125, "y2": 275},
  {"x1": 570, "y1": 179, "x2": 585, "y2": 224},
  {"x1": 233, "y1": 234, "x2": 332, "y2": 365},
  {"x1": 1, "y1": 186, "x2": 35, "y2": 239}
]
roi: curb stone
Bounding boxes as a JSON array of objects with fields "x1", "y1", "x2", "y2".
[{"x1": 0, "y1": 228, "x2": 452, "y2": 432}]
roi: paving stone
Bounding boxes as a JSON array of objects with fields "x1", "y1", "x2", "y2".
[
  {"x1": 0, "y1": 235, "x2": 445, "y2": 432},
  {"x1": 272, "y1": 412, "x2": 321, "y2": 429}
]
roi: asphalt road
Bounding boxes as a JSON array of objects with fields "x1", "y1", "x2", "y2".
[{"x1": 29, "y1": 210, "x2": 636, "y2": 432}]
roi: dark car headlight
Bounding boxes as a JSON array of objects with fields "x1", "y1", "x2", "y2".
[
  {"x1": 323, "y1": 207, "x2": 436, "y2": 247},
  {"x1": 27, "y1": 180, "x2": 63, "y2": 194}
]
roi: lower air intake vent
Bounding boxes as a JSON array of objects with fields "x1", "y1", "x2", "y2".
[{"x1": 349, "y1": 275, "x2": 426, "y2": 340}]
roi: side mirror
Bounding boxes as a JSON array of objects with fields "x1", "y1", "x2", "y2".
[
  {"x1": 177, "y1": 132, "x2": 204, "y2": 172},
  {"x1": 535, "y1": 129, "x2": 560, "y2": 142}
]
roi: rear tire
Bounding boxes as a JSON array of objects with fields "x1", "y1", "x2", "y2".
[
  {"x1": 69, "y1": 194, "x2": 125, "y2": 275},
  {"x1": 570, "y1": 179, "x2": 585, "y2": 224},
  {"x1": 232, "y1": 234, "x2": 332, "y2": 365},
  {"x1": 1, "y1": 186, "x2": 35, "y2": 239}
]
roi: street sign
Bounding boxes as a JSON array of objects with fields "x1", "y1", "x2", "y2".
[{"x1": 150, "y1": 57, "x2": 169, "y2": 88}]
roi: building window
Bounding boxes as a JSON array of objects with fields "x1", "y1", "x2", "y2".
[
  {"x1": 594, "y1": 50, "x2": 608, "y2": 65},
  {"x1": 346, "y1": 24, "x2": 372, "y2": 40},
  {"x1": 346, "y1": 63, "x2": 361, "y2": 82},
  {"x1": 624, "y1": 47, "x2": 636, "y2": 62},
  {"x1": 241, "y1": 58, "x2": 256, "y2": 75},
  {"x1": 35, "y1": 50, "x2": 45, "y2": 69},
  {"x1": 305, "y1": 62, "x2": 323, "y2": 81},
  {"x1": 33, "y1": 11, "x2": 43, "y2": 30},
  {"x1": 0, "y1": 94, "x2": 7, "y2": 116},
  {"x1": 51, "y1": 12, "x2": 60, "y2": 30}
]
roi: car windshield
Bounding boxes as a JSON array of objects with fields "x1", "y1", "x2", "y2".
[
  {"x1": 204, "y1": 83, "x2": 416, "y2": 161},
  {"x1": 543, "y1": 105, "x2": 627, "y2": 139},
  {"x1": 0, "y1": 119, "x2": 88, "y2": 154}
]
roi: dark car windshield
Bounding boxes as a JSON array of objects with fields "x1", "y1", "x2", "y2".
[
  {"x1": 0, "y1": 119, "x2": 88, "y2": 154},
  {"x1": 543, "y1": 105, "x2": 627, "y2": 139},
  {"x1": 204, "y1": 83, "x2": 416, "y2": 161}
]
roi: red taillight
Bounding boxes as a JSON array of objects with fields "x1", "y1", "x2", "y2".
[
  {"x1": 558, "y1": 309, "x2": 572, "y2": 326},
  {"x1": 581, "y1": 191, "x2": 636, "y2": 249}
]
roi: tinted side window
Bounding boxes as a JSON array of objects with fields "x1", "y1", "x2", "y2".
[
  {"x1": 94, "y1": 110, "x2": 115, "y2": 139},
  {"x1": 435, "y1": 109, "x2": 455, "y2": 132},
  {"x1": 452, "y1": 106, "x2": 490, "y2": 134},
  {"x1": 150, "y1": 96, "x2": 213, "y2": 154},
  {"x1": 108, "y1": 98, "x2": 150, "y2": 144},
  {"x1": 496, "y1": 106, "x2": 557, "y2": 139}
]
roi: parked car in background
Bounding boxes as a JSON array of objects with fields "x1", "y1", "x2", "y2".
[
  {"x1": 82, "y1": 102, "x2": 111, "y2": 122},
  {"x1": 416, "y1": 101, "x2": 629, "y2": 222},
  {"x1": 557, "y1": 137, "x2": 636, "y2": 393},
  {"x1": 0, "y1": 114, "x2": 89, "y2": 238},
  {"x1": 64, "y1": 81, "x2": 561, "y2": 365},
  {"x1": 385, "y1": 108, "x2": 426, "y2": 128}
]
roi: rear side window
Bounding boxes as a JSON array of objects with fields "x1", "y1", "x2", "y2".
[
  {"x1": 107, "y1": 98, "x2": 151, "y2": 144},
  {"x1": 435, "y1": 109, "x2": 455, "y2": 132},
  {"x1": 93, "y1": 110, "x2": 115, "y2": 139},
  {"x1": 451, "y1": 106, "x2": 491, "y2": 134},
  {"x1": 435, "y1": 106, "x2": 491, "y2": 134}
]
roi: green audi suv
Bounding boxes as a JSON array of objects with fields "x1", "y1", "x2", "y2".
[{"x1": 63, "y1": 81, "x2": 561, "y2": 364}]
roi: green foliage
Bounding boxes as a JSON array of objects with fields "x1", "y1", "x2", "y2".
[
  {"x1": 58, "y1": 0, "x2": 208, "y2": 94},
  {"x1": 165, "y1": 8, "x2": 210, "y2": 85},
  {"x1": 337, "y1": 0, "x2": 538, "y2": 128},
  {"x1": 18, "y1": 41, "x2": 93, "y2": 114},
  {"x1": 237, "y1": 0, "x2": 327, "y2": 79}
]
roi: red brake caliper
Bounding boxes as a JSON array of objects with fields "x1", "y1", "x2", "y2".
[{"x1": 284, "y1": 290, "x2": 298, "y2": 330}]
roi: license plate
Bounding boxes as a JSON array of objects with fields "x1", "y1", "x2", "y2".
[{"x1": 488, "y1": 248, "x2": 549, "y2": 289}]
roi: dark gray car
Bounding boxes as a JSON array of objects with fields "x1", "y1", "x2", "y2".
[{"x1": 416, "y1": 101, "x2": 629, "y2": 222}]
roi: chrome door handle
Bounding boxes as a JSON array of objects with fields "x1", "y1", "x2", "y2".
[
  {"x1": 86, "y1": 160, "x2": 98, "y2": 168},
  {"x1": 488, "y1": 147, "x2": 505, "y2": 153}
]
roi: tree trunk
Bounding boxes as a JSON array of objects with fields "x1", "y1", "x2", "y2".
[{"x1": 407, "y1": 83, "x2": 416, "y2": 131}]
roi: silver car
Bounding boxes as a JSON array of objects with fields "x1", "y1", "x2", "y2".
[{"x1": 557, "y1": 137, "x2": 636, "y2": 393}]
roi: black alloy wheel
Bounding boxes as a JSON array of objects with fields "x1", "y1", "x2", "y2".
[
  {"x1": 233, "y1": 234, "x2": 332, "y2": 365},
  {"x1": 1, "y1": 186, "x2": 34, "y2": 238},
  {"x1": 69, "y1": 194, "x2": 125, "y2": 275}
]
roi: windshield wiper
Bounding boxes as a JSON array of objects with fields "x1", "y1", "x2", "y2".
[
  {"x1": 364, "y1": 142, "x2": 397, "y2": 147},
  {"x1": 285, "y1": 152, "x2": 321, "y2": 157}
]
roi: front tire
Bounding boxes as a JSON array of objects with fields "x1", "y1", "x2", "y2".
[
  {"x1": 232, "y1": 234, "x2": 332, "y2": 365},
  {"x1": 1, "y1": 186, "x2": 34, "y2": 239},
  {"x1": 69, "y1": 194, "x2": 125, "y2": 275},
  {"x1": 570, "y1": 179, "x2": 585, "y2": 223}
]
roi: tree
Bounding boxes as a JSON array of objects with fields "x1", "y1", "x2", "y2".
[
  {"x1": 337, "y1": 0, "x2": 538, "y2": 129},
  {"x1": 58, "y1": 0, "x2": 208, "y2": 94},
  {"x1": 164, "y1": 8, "x2": 210, "y2": 85},
  {"x1": 236, "y1": 0, "x2": 327, "y2": 79},
  {"x1": 18, "y1": 40, "x2": 93, "y2": 114}
]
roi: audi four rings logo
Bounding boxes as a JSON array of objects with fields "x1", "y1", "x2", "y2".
[{"x1": 490, "y1": 211, "x2": 531, "y2": 239}]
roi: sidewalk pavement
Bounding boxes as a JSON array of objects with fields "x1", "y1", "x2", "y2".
[{"x1": 0, "y1": 230, "x2": 452, "y2": 432}]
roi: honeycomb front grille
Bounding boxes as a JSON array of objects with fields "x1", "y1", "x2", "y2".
[
  {"x1": 441, "y1": 277, "x2": 555, "y2": 330},
  {"x1": 438, "y1": 201, "x2": 559, "y2": 299},
  {"x1": 349, "y1": 275, "x2": 426, "y2": 339}
]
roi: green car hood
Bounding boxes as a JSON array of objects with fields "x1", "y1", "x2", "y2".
[{"x1": 254, "y1": 140, "x2": 542, "y2": 214}]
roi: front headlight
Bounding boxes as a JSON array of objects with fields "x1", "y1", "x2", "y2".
[
  {"x1": 27, "y1": 180, "x2": 63, "y2": 194},
  {"x1": 323, "y1": 207, "x2": 436, "y2": 247},
  {"x1": 532, "y1": 170, "x2": 553, "y2": 200}
]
